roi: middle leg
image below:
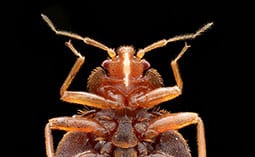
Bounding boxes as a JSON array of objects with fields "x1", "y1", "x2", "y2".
[{"x1": 143, "y1": 112, "x2": 206, "y2": 157}]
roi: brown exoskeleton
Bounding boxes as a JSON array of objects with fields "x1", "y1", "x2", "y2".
[{"x1": 41, "y1": 14, "x2": 213, "y2": 157}]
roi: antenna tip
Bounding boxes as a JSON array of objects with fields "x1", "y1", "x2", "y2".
[{"x1": 204, "y1": 22, "x2": 214, "y2": 30}]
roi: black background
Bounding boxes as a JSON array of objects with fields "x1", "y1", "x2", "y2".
[{"x1": 12, "y1": 1, "x2": 252, "y2": 157}]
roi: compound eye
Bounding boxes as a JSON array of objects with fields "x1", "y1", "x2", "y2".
[
  {"x1": 141, "y1": 59, "x2": 150, "y2": 70},
  {"x1": 101, "y1": 59, "x2": 111, "y2": 69}
]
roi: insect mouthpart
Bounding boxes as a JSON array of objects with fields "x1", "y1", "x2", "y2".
[{"x1": 116, "y1": 46, "x2": 136, "y2": 56}]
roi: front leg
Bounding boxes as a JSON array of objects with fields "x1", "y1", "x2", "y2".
[
  {"x1": 59, "y1": 41, "x2": 122, "y2": 109},
  {"x1": 135, "y1": 43, "x2": 190, "y2": 108},
  {"x1": 143, "y1": 112, "x2": 206, "y2": 157}
]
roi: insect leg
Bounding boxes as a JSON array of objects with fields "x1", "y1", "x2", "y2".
[
  {"x1": 61, "y1": 91, "x2": 122, "y2": 109},
  {"x1": 170, "y1": 42, "x2": 190, "y2": 91},
  {"x1": 137, "y1": 22, "x2": 213, "y2": 58},
  {"x1": 45, "y1": 123, "x2": 54, "y2": 157},
  {"x1": 60, "y1": 40, "x2": 85, "y2": 96},
  {"x1": 60, "y1": 41, "x2": 121, "y2": 109},
  {"x1": 45, "y1": 116, "x2": 109, "y2": 157},
  {"x1": 41, "y1": 14, "x2": 115, "y2": 57},
  {"x1": 135, "y1": 44, "x2": 190, "y2": 108},
  {"x1": 144, "y1": 112, "x2": 206, "y2": 157}
]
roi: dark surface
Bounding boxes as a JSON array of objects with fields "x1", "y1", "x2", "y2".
[{"x1": 12, "y1": 1, "x2": 251, "y2": 157}]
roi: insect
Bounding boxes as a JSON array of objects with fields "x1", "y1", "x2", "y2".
[{"x1": 41, "y1": 14, "x2": 213, "y2": 157}]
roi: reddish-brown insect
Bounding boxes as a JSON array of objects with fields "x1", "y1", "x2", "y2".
[{"x1": 41, "y1": 14, "x2": 213, "y2": 157}]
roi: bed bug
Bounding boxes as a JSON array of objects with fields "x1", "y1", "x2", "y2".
[{"x1": 41, "y1": 14, "x2": 213, "y2": 157}]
